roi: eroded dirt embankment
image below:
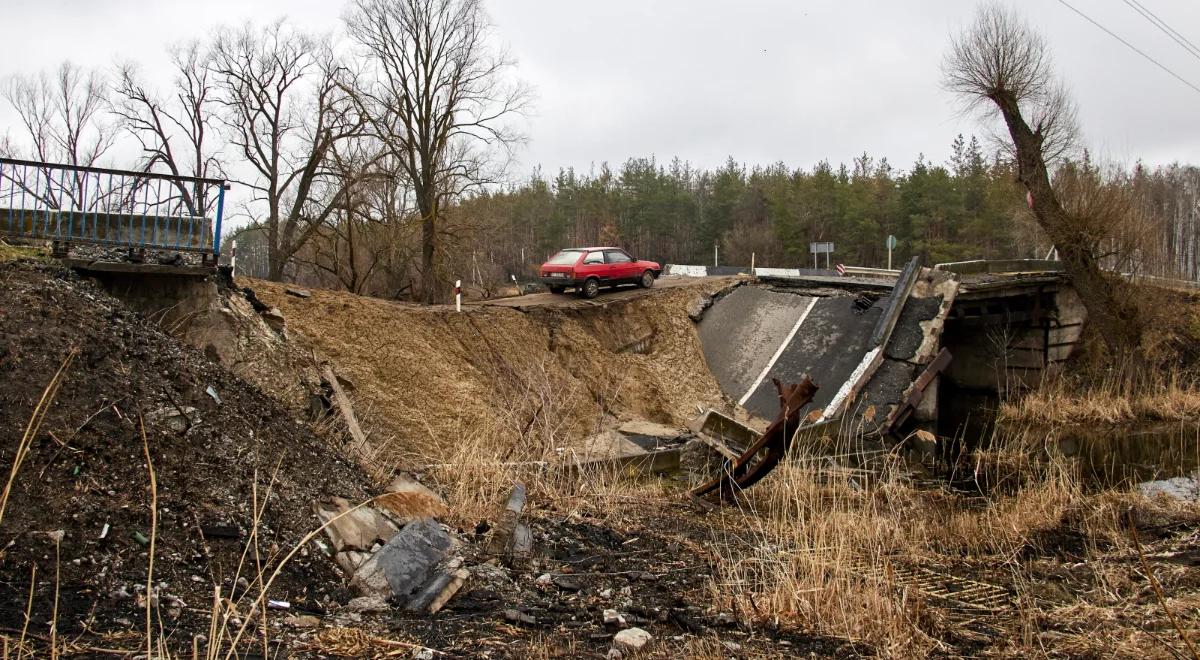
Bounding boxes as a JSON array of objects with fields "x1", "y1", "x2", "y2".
[{"x1": 246, "y1": 279, "x2": 737, "y2": 462}]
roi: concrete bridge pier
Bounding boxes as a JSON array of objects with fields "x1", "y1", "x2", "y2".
[{"x1": 937, "y1": 274, "x2": 1087, "y2": 438}]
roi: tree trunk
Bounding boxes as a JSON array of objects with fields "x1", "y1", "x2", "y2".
[{"x1": 992, "y1": 92, "x2": 1141, "y2": 346}]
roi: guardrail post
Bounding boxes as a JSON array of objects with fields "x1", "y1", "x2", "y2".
[{"x1": 213, "y1": 183, "x2": 227, "y2": 258}]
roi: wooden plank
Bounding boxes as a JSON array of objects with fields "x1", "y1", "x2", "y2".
[{"x1": 322, "y1": 365, "x2": 367, "y2": 448}]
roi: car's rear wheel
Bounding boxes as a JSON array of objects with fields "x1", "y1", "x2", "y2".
[
  {"x1": 549, "y1": 285, "x2": 565, "y2": 294},
  {"x1": 639, "y1": 270, "x2": 655, "y2": 288},
  {"x1": 580, "y1": 278, "x2": 600, "y2": 299}
]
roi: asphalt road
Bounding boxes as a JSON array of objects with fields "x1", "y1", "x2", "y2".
[{"x1": 469, "y1": 275, "x2": 724, "y2": 309}]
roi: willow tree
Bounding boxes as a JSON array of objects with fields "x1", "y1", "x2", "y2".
[
  {"x1": 345, "y1": 0, "x2": 529, "y2": 303},
  {"x1": 944, "y1": 4, "x2": 1142, "y2": 344}
]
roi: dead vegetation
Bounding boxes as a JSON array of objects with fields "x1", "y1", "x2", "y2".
[{"x1": 245, "y1": 276, "x2": 735, "y2": 464}]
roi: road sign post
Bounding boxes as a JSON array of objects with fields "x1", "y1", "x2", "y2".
[
  {"x1": 809, "y1": 242, "x2": 834, "y2": 271},
  {"x1": 885, "y1": 234, "x2": 897, "y2": 270}
]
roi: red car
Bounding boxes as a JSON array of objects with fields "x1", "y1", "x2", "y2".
[{"x1": 539, "y1": 247, "x2": 662, "y2": 298}]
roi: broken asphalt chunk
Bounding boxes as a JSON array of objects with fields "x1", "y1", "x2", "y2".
[{"x1": 350, "y1": 518, "x2": 452, "y2": 600}]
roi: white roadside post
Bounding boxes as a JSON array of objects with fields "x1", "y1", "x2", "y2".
[
  {"x1": 455, "y1": 280, "x2": 462, "y2": 312},
  {"x1": 230, "y1": 239, "x2": 238, "y2": 277}
]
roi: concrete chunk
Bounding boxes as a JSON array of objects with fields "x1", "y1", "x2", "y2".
[
  {"x1": 313, "y1": 496, "x2": 399, "y2": 553},
  {"x1": 350, "y1": 518, "x2": 452, "y2": 599}
]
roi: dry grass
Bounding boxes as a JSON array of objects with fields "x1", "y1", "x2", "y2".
[
  {"x1": 692, "y1": 429, "x2": 1200, "y2": 658},
  {"x1": 0, "y1": 241, "x2": 48, "y2": 263},
  {"x1": 999, "y1": 366, "x2": 1200, "y2": 427}
]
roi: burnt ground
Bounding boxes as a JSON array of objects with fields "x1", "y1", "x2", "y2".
[
  {"x1": 0, "y1": 261, "x2": 855, "y2": 657},
  {"x1": 0, "y1": 262, "x2": 374, "y2": 654},
  {"x1": 290, "y1": 497, "x2": 863, "y2": 659}
]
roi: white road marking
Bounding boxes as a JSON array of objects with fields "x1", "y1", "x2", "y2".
[
  {"x1": 817, "y1": 346, "x2": 883, "y2": 423},
  {"x1": 737, "y1": 297, "x2": 818, "y2": 407}
]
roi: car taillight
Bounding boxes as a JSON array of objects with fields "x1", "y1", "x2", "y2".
[{"x1": 568, "y1": 270, "x2": 575, "y2": 279}]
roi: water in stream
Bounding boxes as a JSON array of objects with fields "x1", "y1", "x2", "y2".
[{"x1": 1000, "y1": 422, "x2": 1200, "y2": 499}]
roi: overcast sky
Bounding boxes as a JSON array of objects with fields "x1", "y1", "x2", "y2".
[{"x1": 2, "y1": 0, "x2": 1198, "y2": 180}]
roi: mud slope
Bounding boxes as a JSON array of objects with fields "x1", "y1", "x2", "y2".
[
  {"x1": 0, "y1": 262, "x2": 373, "y2": 647},
  {"x1": 248, "y1": 280, "x2": 735, "y2": 460}
]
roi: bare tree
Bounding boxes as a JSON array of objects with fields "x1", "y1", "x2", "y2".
[
  {"x1": 294, "y1": 139, "x2": 397, "y2": 293},
  {"x1": 112, "y1": 42, "x2": 225, "y2": 220},
  {"x1": 944, "y1": 4, "x2": 1141, "y2": 343},
  {"x1": 345, "y1": 0, "x2": 530, "y2": 302},
  {"x1": 113, "y1": 42, "x2": 222, "y2": 217},
  {"x1": 210, "y1": 20, "x2": 365, "y2": 281},
  {"x1": 3, "y1": 61, "x2": 113, "y2": 167}
]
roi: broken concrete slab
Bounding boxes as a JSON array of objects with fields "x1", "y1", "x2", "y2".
[
  {"x1": 262, "y1": 307, "x2": 286, "y2": 331},
  {"x1": 486, "y1": 484, "x2": 528, "y2": 559},
  {"x1": 335, "y1": 550, "x2": 372, "y2": 575},
  {"x1": 376, "y1": 474, "x2": 448, "y2": 524},
  {"x1": 345, "y1": 595, "x2": 390, "y2": 613},
  {"x1": 313, "y1": 496, "x2": 399, "y2": 553},
  {"x1": 578, "y1": 430, "x2": 648, "y2": 461},
  {"x1": 285, "y1": 287, "x2": 312, "y2": 299},
  {"x1": 350, "y1": 518, "x2": 453, "y2": 599},
  {"x1": 405, "y1": 557, "x2": 469, "y2": 614}
]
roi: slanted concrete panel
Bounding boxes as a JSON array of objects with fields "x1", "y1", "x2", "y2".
[
  {"x1": 698, "y1": 286, "x2": 816, "y2": 407},
  {"x1": 742, "y1": 296, "x2": 884, "y2": 420}
]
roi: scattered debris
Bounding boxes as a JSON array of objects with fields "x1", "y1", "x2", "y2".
[
  {"x1": 486, "y1": 483, "x2": 528, "y2": 559},
  {"x1": 691, "y1": 377, "x2": 819, "y2": 501},
  {"x1": 345, "y1": 595, "x2": 390, "y2": 613},
  {"x1": 406, "y1": 557, "x2": 470, "y2": 614},
  {"x1": 378, "y1": 474, "x2": 449, "y2": 524},
  {"x1": 262, "y1": 306, "x2": 286, "y2": 331},
  {"x1": 613, "y1": 627, "x2": 652, "y2": 653},
  {"x1": 204, "y1": 385, "x2": 222, "y2": 405},
  {"x1": 313, "y1": 496, "x2": 399, "y2": 553}
]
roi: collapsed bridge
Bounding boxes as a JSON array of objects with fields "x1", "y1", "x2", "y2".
[{"x1": 682, "y1": 258, "x2": 1088, "y2": 485}]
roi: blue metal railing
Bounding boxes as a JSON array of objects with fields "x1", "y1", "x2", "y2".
[{"x1": 0, "y1": 157, "x2": 227, "y2": 260}]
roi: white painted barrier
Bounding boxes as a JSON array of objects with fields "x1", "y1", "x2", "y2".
[
  {"x1": 665, "y1": 264, "x2": 709, "y2": 277},
  {"x1": 752, "y1": 267, "x2": 801, "y2": 278}
]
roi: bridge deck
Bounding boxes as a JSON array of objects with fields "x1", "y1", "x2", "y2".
[{"x1": 0, "y1": 207, "x2": 213, "y2": 253}]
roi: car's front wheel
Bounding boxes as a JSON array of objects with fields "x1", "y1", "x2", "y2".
[
  {"x1": 639, "y1": 270, "x2": 655, "y2": 288},
  {"x1": 580, "y1": 278, "x2": 600, "y2": 299}
]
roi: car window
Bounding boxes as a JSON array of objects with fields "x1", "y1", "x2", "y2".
[
  {"x1": 546, "y1": 250, "x2": 583, "y2": 265},
  {"x1": 582, "y1": 251, "x2": 605, "y2": 265},
  {"x1": 605, "y1": 250, "x2": 633, "y2": 264}
]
